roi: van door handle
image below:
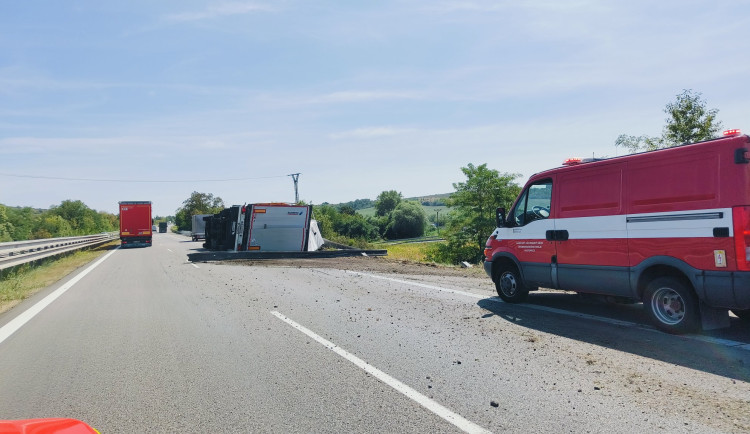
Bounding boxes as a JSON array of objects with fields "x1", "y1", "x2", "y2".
[{"x1": 546, "y1": 230, "x2": 569, "y2": 241}]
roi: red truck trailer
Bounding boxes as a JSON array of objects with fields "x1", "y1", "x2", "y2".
[{"x1": 119, "y1": 201, "x2": 152, "y2": 247}]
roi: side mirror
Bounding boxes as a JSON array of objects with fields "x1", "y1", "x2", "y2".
[{"x1": 495, "y1": 207, "x2": 506, "y2": 228}]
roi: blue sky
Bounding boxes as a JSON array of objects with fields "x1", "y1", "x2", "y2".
[{"x1": 1, "y1": 1, "x2": 749, "y2": 217}]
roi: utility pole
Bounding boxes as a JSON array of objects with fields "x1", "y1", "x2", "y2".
[
  {"x1": 435, "y1": 209, "x2": 440, "y2": 235},
  {"x1": 288, "y1": 173, "x2": 300, "y2": 203}
]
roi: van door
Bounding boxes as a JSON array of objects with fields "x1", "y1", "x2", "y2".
[
  {"x1": 553, "y1": 163, "x2": 630, "y2": 295},
  {"x1": 504, "y1": 178, "x2": 556, "y2": 288}
]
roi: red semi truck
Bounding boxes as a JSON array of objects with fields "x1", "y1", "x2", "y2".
[{"x1": 119, "y1": 201, "x2": 152, "y2": 247}]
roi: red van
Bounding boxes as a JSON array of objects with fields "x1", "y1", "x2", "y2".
[{"x1": 483, "y1": 129, "x2": 750, "y2": 333}]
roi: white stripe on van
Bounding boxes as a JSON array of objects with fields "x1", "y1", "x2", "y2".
[{"x1": 494, "y1": 207, "x2": 733, "y2": 240}]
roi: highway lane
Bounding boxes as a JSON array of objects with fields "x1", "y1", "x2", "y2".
[
  {"x1": 0, "y1": 234, "x2": 461, "y2": 433},
  {"x1": 1, "y1": 232, "x2": 749, "y2": 433}
]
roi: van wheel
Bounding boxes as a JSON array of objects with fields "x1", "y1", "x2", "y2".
[
  {"x1": 644, "y1": 277, "x2": 699, "y2": 334},
  {"x1": 495, "y1": 266, "x2": 529, "y2": 303},
  {"x1": 731, "y1": 309, "x2": 750, "y2": 321}
]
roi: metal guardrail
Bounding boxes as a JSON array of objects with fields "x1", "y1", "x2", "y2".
[{"x1": 0, "y1": 232, "x2": 118, "y2": 271}]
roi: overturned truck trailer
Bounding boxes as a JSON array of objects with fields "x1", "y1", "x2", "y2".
[{"x1": 203, "y1": 203, "x2": 323, "y2": 252}]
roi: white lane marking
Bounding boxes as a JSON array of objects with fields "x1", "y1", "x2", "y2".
[
  {"x1": 346, "y1": 271, "x2": 484, "y2": 299},
  {"x1": 271, "y1": 310, "x2": 491, "y2": 434},
  {"x1": 0, "y1": 247, "x2": 119, "y2": 346},
  {"x1": 167, "y1": 249, "x2": 173, "y2": 253},
  {"x1": 347, "y1": 271, "x2": 750, "y2": 352},
  {"x1": 191, "y1": 263, "x2": 199, "y2": 269}
]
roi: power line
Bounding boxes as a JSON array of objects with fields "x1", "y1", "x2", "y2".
[{"x1": 0, "y1": 172, "x2": 289, "y2": 183}]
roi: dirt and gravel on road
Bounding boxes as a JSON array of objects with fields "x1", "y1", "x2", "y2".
[
  {"x1": 220, "y1": 255, "x2": 750, "y2": 433},
  {"x1": 227, "y1": 255, "x2": 487, "y2": 277}
]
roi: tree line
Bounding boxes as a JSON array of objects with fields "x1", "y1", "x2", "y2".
[{"x1": 0, "y1": 200, "x2": 119, "y2": 242}]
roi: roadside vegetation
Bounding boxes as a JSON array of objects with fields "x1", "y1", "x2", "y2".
[
  {"x1": 0, "y1": 241, "x2": 118, "y2": 314},
  {"x1": 0, "y1": 200, "x2": 118, "y2": 242},
  {"x1": 315, "y1": 163, "x2": 521, "y2": 266}
]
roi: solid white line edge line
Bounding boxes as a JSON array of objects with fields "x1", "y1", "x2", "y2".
[
  {"x1": 0, "y1": 247, "x2": 119, "y2": 346},
  {"x1": 346, "y1": 270, "x2": 750, "y2": 352},
  {"x1": 270, "y1": 310, "x2": 492, "y2": 434}
]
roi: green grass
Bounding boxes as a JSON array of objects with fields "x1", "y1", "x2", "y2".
[
  {"x1": 371, "y1": 241, "x2": 444, "y2": 262},
  {"x1": 0, "y1": 241, "x2": 118, "y2": 314}
]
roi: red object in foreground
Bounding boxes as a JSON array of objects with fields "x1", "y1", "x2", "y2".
[{"x1": 0, "y1": 418, "x2": 98, "y2": 433}]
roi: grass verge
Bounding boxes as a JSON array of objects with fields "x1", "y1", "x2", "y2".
[
  {"x1": 370, "y1": 241, "x2": 441, "y2": 263},
  {"x1": 0, "y1": 241, "x2": 119, "y2": 315}
]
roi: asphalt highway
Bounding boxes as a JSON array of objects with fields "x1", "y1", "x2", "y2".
[{"x1": 1, "y1": 233, "x2": 749, "y2": 433}]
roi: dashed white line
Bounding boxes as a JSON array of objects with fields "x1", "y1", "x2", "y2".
[
  {"x1": 167, "y1": 249, "x2": 173, "y2": 253},
  {"x1": 346, "y1": 270, "x2": 484, "y2": 299},
  {"x1": 271, "y1": 310, "x2": 491, "y2": 434},
  {"x1": 0, "y1": 247, "x2": 119, "y2": 346},
  {"x1": 191, "y1": 263, "x2": 199, "y2": 269}
]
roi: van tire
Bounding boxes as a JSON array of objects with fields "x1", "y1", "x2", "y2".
[
  {"x1": 495, "y1": 265, "x2": 529, "y2": 303},
  {"x1": 731, "y1": 309, "x2": 750, "y2": 321},
  {"x1": 644, "y1": 277, "x2": 699, "y2": 334}
]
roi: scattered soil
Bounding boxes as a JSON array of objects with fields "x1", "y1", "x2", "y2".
[{"x1": 222, "y1": 256, "x2": 488, "y2": 278}]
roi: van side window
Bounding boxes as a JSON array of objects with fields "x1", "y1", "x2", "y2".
[{"x1": 511, "y1": 180, "x2": 552, "y2": 226}]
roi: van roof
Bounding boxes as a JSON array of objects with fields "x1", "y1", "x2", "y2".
[{"x1": 529, "y1": 132, "x2": 749, "y2": 180}]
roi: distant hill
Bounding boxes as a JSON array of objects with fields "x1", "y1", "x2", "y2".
[
  {"x1": 323, "y1": 193, "x2": 451, "y2": 210},
  {"x1": 407, "y1": 193, "x2": 451, "y2": 206}
]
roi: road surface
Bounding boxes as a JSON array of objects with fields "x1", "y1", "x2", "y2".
[{"x1": 1, "y1": 233, "x2": 749, "y2": 433}]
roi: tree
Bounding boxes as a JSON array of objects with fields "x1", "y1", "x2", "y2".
[
  {"x1": 6, "y1": 206, "x2": 39, "y2": 240},
  {"x1": 0, "y1": 205, "x2": 14, "y2": 242},
  {"x1": 46, "y1": 200, "x2": 116, "y2": 235},
  {"x1": 616, "y1": 89, "x2": 723, "y2": 153},
  {"x1": 34, "y1": 215, "x2": 73, "y2": 238},
  {"x1": 428, "y1": 164, "x2": 521, "y2": 263},
  {"x1": 48, "y1": 200, "x2": 89, "y2": 232},
  {"x1": 174, "y1": 192, "x2": 225, "y2": 230},
  {"x1": 375, "y1": 190, "x2": 402, "y2": 217},
  {"x1": 386, "y1": 201, "x2": 426, "y2": 239},
  {"x1": 313, "y1": 204, "x2": 379, "y2": 246}
]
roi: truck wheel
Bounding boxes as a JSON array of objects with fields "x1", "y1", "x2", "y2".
[
  {"x1": 644, "y1": 277, "x2": 699, "y2": 334},
  {"x1": 495, "y1": 265, "x2": 529, "y2": 303},
  {"x1": 731, "y1": 309, "x2": 750, "y2": 321}
]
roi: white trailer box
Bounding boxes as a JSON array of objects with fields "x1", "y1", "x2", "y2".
[
  {"x1": 191, "y1": 214, "x2": 211, "y2": 241},
  {"x1": 244, "y1": 204, "x2": 312, "y2": 251}
]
